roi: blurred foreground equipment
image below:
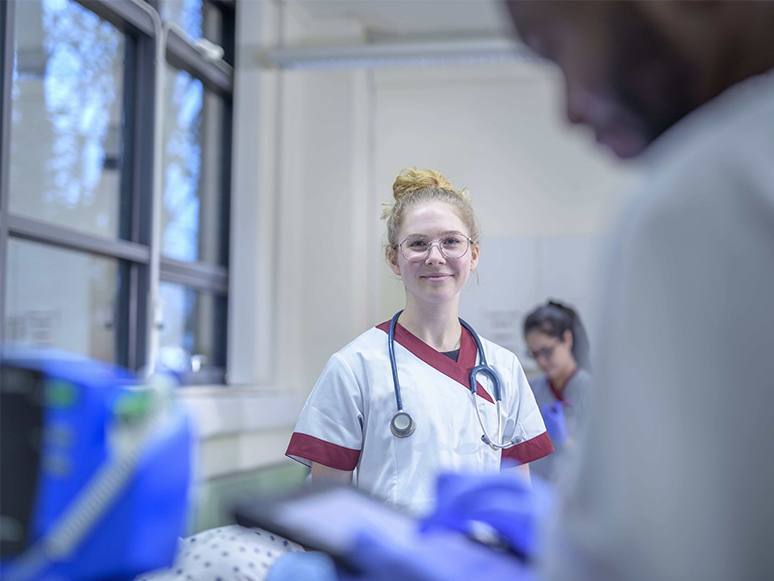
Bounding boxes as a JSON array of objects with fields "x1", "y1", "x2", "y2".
[{"x1": 0, "y1": 348, "x2": 194, "y2": 581}]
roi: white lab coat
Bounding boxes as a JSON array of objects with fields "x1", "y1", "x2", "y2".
[
  {"x1": 542, "y1": 71, "x2": 774, "y2": 580},
  {"x1": 287, "y1": 320, "x2": 552, "y2": 515}
]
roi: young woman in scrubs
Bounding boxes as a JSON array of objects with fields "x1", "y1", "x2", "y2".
[
  {"x1": 285, "y1": 168, "x2": 553, "y2": 515},
  {"x1": 523, "y1": 301, "x2": 593, "y2": 483}
]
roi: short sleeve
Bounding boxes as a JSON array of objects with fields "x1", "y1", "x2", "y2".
[
  {"x1": 501, "y1": 355, "x2": 554, "y2": 465},
  {"x1": 285, "y1": 353, "x2": 364, "y2": 471}
]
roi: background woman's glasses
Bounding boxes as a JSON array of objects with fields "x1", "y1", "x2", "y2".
[{"x1": 526, "y1": 342, "x2": 560, "y2": 361}]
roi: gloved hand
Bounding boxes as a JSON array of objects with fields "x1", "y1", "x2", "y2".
[
  {"x1": 541, "y1": 401, "x2": 569, "y2": 448},
  {"x1": 338, "y1": 529, "x2": 536, "y2": 581},
  {"x1": 419, "y1": 473, "x2": 555, "y2": 561}
]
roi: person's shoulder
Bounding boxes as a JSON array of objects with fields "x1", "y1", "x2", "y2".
[
  {"x1": 334, "y1": 325, "x2": 388, "y2": 361},
  {"x1": 574, "y1": 367, "x2": 593, "y2": 381},
  {"x1": 477, "y1": 334, "x2": 519, "y2": 364},
  {"x1": 527, "y1": 374, "x2": 552, "y2": 404},
  {"x1": 652, "y1": 71, "x2": 774, "y2": 157},
  {"x1": 528, "y1": 373, "x2": 550, "y2": 392},
  {"x1": 643, "y1": 72, "x2": 774, "y2": 209},
  {"x1": 610, "y1": 75, "x2": 774, "y2": 266},
  {"x1": 570, "y1": 367, "x2": 593, "y2": 389},
  {"x1": 316, "y1": 327, "x2": 387, "y2": 382}
]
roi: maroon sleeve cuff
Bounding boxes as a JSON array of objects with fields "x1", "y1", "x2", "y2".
[
  {"x1": 501, "y1": 431, "x2": 554, "y2": 465},
  {"x1": 286, "y1": 432, "x2": 361, "y2": 471}
]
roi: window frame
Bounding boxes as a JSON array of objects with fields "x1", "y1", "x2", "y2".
[
  {"x1": 0, "y1": 0, "x2": 15, "y2": 348},
  {"x1": 0, "y1": 0, "x2": 234, "y2": 384},
  {"x1": 157, "y1": 2, "x2": 234, "y2": 384}
]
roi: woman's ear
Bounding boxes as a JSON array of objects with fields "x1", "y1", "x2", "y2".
[
  {"x1": 563, "y1": 328, "x2": 574, "y2": 350},
  {"x1": 387, "y1": 247, "x2": 401, "y2": 276},
  {"x1": 470, "y1": 243, "x2": 480, "y2": 271}
]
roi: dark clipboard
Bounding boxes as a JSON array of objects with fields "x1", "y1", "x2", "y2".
[{"x1": 233, "y1": 482, "x2": 417, "y2": 572}]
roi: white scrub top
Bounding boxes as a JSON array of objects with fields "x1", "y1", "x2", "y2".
[
  {"x1": 529, "y1": 368, "x2": 592, "y2": 483},
  {"x1": 286, "y1": 320, "x2": 553, "y2": 515},
  {"x1": 542, "y1": 71, "x2": 774, "y2": 581}
]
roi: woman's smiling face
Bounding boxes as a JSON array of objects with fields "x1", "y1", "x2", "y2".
[{"x1": 389, "y1": 201, "x2": 479, "y2": 307}]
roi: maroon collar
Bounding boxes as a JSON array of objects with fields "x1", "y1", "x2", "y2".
[
  {"x1": 376, "y1": 320, "x2": 494, "y2": 403},
  {"x1": 548, "y1": 366, "x2": 580, "y2": 402}
]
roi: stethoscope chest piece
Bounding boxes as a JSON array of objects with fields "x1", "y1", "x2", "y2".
[
  {"x1": 390, "y1": 411, "x2": 415, "y2": 438},
  {"x1": 386, "y1": 310, "x2": 519, "y2": 450}
]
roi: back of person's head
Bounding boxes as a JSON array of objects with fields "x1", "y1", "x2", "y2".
[
  {"x1": 381, "y1": 168, "x2": 481, "y2": 257},
  {"x1": 524, "y1": 300, "x2": 591, "y2": 371}
]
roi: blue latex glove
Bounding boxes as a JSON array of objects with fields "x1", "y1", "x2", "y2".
[
  {"x1": 266, "y1": 552, "x2": 338, "y2": 581},
  {"x1": 338, "y1": 529, "x2": 536, "y2": 581},
  {"x1": 541, "y1": 401, "x2": 569, "y2": 448},
  {"x1": 419, "y1": 473, "x2": 555, "y2": 561}
]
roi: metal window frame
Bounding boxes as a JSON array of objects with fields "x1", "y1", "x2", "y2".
[
  {"x1": 210, "y1": 0, "x2": 236, "y2": 66},
  {"x1": 0, "y1": 0, "x2": 235, "y2": 384},
  {"x1": 180, "y1": 366, "x2": 226, "y2": 386},
  {"x1": 156, "y1": 0, "x2": 235, "y2": 384},
  {"x1": 219, "y1": 100, "x2": 233, "y2": 268},
  {"x1": 0, "y1": 0, "x2": 156, "y2": 369},
  {"x1": 160, "y1": 257, "x2": 228, "y2": 294},
  {"x1": 165, "y1": 26, "x2": 234, "y2": 97},
  {"x1": 77, "y1": 0, "x2": 157, "y2": 37},
  {"x1": 130, "y1": 12, "x2": 160, "y2": 371},
  {"x1": 209, "y1": 0, "x2": 235, "y2": 12},
  {"x1": 1, "y1": 0, "x2": 157, "y2": 368},
  {"x1": 155, "y1": 282, "x2": 227, "y2": 385},
  {"x1": 0, "y1": 0, "x2": 14, "y2": 345},
  {"x1": 7, "y1": 216, "x2": 151, "y2": 263}
]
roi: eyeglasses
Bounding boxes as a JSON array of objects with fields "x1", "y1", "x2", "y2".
[
  {"x1": 526, "y1": 342, "x2": 560, "y2": 362},
  {"x1": 396, "y1": 233, "x2": 472, "y2": 262}
]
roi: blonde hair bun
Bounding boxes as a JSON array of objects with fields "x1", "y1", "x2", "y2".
[
  {"x1": 381, "y1": 167, "x2": 480, "y2": 250},
  {"x1": 392, "y1": 168, "x2": 456, "y2": 202}
]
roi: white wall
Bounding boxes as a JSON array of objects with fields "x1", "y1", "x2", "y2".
[
  {"x1": 187, "y1": 0, "x2": 375, "y2": 479},
  {"x1": 188, "y1": 0, "x2": 641, "y2": 480},
  {"x1": 370, "y1": 65, "x2": 641, "y2": 366}
]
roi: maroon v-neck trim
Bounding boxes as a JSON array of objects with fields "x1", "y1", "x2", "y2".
[
  {"x1": 548, "y1": 366, "x2": 580, "y2": 402},
  {"x1": 376, "y1": 320, "x2": 494, "y2": 404}
]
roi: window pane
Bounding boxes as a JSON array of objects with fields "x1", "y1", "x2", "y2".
[
  {"x1": 157, "y1": 281, "x2": 226, "y2": 376},
  {"x1": 9, "y1": 0, "x2": 129, "y2": 239},
  {"x1": 162, "y1": 66, "x2": 226, "y2": 265},
  {"x1": 4, "y1": 239, "x2": 123, "y2": 364},
  {"x1": 160, "y1": 0, "x2": 223, "y2": 45}
]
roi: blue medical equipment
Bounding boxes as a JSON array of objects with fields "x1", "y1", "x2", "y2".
[
  {"x1": 387, "y1": 311, "x2": 521, "y2": 449},
  {"x1": 0, "y1": 347, "x2": 194, "y2": 581}
]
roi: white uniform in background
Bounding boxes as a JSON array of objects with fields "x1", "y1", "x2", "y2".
[
  {"x1": 543, "y1": 71, "x2": 774, "y2": 580},
  {"x1": 529, "y1": 368, "x2": 592, "y2": 483},
  {"x1": 287, "y1": 320, "x2": 553, "y2": 515}
]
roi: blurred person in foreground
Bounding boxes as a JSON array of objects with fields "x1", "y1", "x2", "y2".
[
  {"x1": 507, "y1": 2, "x2": 774, "y2": 579},
  {"x1": 329, "y1": 2, "x2": 774, "y2": 580}
]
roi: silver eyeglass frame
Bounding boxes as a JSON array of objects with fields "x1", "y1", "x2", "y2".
[{"x1": 394, "y1": 233, "x2": 473, "y2": 263}]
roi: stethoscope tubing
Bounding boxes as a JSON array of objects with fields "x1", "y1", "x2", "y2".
[
  {"x1": 388, "y1": 312, "x2": 405, "y2": 412},
  {"x1": 388, "y1": 310, "x2": 519, "y2": 449}
]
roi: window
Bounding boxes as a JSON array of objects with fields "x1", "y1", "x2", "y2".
[{"x1": 0, "y1": 0, "x2": 235, "y2": 384}]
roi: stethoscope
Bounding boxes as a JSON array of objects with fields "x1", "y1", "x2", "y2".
[{"x1": 387, "y1": 310, "x2": 522, "y2": 450}]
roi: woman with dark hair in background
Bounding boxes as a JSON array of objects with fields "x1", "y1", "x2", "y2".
[{"x1": 523, "y1": 300, "x2": 592, "y2": 483}]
